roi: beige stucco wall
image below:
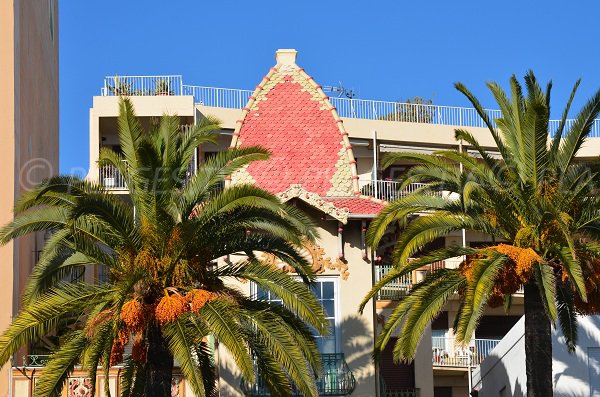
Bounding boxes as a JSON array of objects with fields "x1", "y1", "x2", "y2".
[{"x1": 0, "y1": 1, "x2": 59, "y2": 395}]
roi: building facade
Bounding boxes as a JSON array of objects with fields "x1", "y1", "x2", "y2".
[
  {"x1": 11, "y1": 49, "x2": 600, "y2": 396},
  {"x1": 0, "y1": 1, "x2": 59, "y2": 396}
]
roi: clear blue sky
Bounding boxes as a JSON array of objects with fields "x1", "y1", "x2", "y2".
[{"x1": 59, "y1": 0, "x2": 600, "y2": 174}]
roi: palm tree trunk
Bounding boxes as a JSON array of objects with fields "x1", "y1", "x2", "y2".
[
  {"x1": 144, "y1": 323, "x2": 174, "y2": 397},
  {"x1": 524, "y1": 281, "x2": 552, "y2": 397}
]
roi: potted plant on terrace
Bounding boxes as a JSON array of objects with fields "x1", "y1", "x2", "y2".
[
  {"x1": 154, "y1": 79, "x2": 174, "y2": 96},
  {"x1": 108, "y1": 75, "x2": 136, "y2": 96}
]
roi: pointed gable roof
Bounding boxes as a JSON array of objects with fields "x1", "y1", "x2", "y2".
[{"x1": 229, "y1": 49, "x2": 384, "y2": 222}]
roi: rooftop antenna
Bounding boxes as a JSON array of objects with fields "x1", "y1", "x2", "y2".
[{"x1": 322, "y1": 81, "x2": 356, "y2": 99}]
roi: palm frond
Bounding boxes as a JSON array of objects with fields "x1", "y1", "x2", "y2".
[
  {"x1": 33, "y1": 330, "x2": 87, "y2": 397},
  {"x1": 163, "y1": 315, "x2": 211, "y2": 397},
  {"x1": 556, "y1": 281, "x2": 578, "y2": 352}
]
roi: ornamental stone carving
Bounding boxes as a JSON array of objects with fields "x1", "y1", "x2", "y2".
[
  {"x1": 262, "y1": 240, "x2": 349, "y2": 280},
  {"x1": 277, "y1": 184, "x2": 349, "y2": 224}
]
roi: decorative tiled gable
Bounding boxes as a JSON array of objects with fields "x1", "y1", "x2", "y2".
[{"x1": 230, "y1": 49, "x2": 385, "y2": 221}]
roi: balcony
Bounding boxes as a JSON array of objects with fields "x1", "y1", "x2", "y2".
[
  {"x1": 359, "y1": 180, "x2": 442, "y2": 202},
  {"x1": 432, "y1": 337, "x2": 500, "y2": 368},
  {"x1": 98, "y1": 141, "x2": 198, "y2": 191},
  {"x1": 375, "y1": 261, "x2": 445, "y2": 300},
  {"x1": 241, "y1": 353, "x2": 356, "y2": 396},
  {"x1": 99, "y1": 76, "x2": 600, "y2": 137}
]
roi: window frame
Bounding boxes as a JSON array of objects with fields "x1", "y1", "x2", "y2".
[{"x1": 251, "y1": 276, "x2": 341, "y2": 354}]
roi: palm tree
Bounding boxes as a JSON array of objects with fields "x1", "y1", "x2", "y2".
[
  {"x1": 0, "y1": 98, "x2": 328, "y2": 397},
  {"x1": 360, "y1": 72, "x2": 600, "y2": 396}
]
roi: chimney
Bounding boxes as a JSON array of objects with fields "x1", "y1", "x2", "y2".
[{"x1": 275, "y1": 49, "x2": 298, "y2": 66}]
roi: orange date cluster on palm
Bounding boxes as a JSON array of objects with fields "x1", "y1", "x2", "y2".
[
  {"x1": 110, "y1": 329, "x2": 129, "y2": 366},
  {"x1": 155, "y1": 289, "x2": 218, "y2": 325},
  {"x1": 155, "y1": 293, "x2": 189, "y2": 324},
  {"x1": 131, "y1": 334, "x2": 147, "y2": 363},
  {"x1": 459, "y1": 244, "x2": 542, "y2": 308},
  {"x1": 120, "y1": 300, "x2": 147, "y2": 333},
  {"x1": 107, "y1": 289, "x2": 219, "y2": 365}
]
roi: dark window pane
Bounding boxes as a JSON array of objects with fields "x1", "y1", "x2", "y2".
[
  {"x1": 322, "y1": 282, "x2": 334, "y2": 299},
  {"x1": 311, "y1": 283, "x2": 321, "y2": 298},
  {"x1": 323, "y1": 301, "x2": 335, "y2": 317},
  {"x1": 257, "y1": 288, "x2": 267, "y2": 300},
  {"x1": 328, "y1": 319, "x2": 336, "y2": 332}
]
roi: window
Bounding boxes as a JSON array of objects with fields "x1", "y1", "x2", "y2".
[
  {"x1": 432, "y1": 329, "x2": 449, "y2": 349},
  {"x1": 310, "y1": 280, "x2": 338, "y2": 353},
  {"x1": 255, "y1": 278, "x2": 339, "y2": 354},
  {"x1": 432, "y1": 329, "x2": 449, "y2": 365}
]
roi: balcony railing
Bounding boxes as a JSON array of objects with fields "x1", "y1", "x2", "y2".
[
  {"x1": 375, "y1": 264, "x2": 413, "y2": 300},
  {"x1": 431, "y1": 337, "x2": 500, "y2": 367},
  {"x1": 99, "y1": 135, "x2": 198, "y2": 190},
  {"x1": 380, "y1": 381, "x2": 420, "y2": 397},
  {"x1": 381, "y1": 390, "x2": 420, "y2": 397},
  {"x1": 241, "y1": 353, "x2": 356, "y2": 396},
  {"x1": 99, "y1": 163, "x2": 128, "y2": 190},
  {"x1": 359, "y1": 180, "x2": 442, "y2": 202},
  {"x1": 22, "y1": 354, "x2": 50, "y2": 367},
  {"x1": 375, "y1": 261, "x2": 445, "y2": 300}
]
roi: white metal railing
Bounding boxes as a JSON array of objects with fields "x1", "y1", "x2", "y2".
[
  {"x1": 101, "y1": 75, "x2": 183, "y2": 96},
  {"x1": 374, "y1": 260, "x2": 445, "y2": 300},
  {"x1": 22, "y1": 354, "x2": 50, "y2": 367},
  {"x1": 359, "y1": 179, "x2": 442, "y2": 201},
  {"x1": 515, "y1": 285, "x2": 524, "y2": 294},
  {"x1": 547, "y1": 119, "x2": 600, "y2": 137},
  {"x1": 99, "y1": 163, "x2": 127, "y2": 190},
  {"x1": 182, "y1": 85, "x2": 254, "y2": 109},
  {"x1": 99, "y1": 78, "x2": 600, "y2": 137},
  {"x1": 330, "y1": 97, "x2": 503, "y2": 128},
  {"x1": 98, "y1": 137, "x2": 200, "y2": 191},
  {"x1": 375, "y1": 264, "x2": 413, "y2": 300},
  {"x1": 432, "y1": 337, "x2": 500, "y2": 367}
]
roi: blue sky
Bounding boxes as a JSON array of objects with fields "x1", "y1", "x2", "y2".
[{"x1": 59, "y1": 0, "x2": 600, "y2": 174}]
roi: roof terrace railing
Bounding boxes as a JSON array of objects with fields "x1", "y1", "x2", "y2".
[
  {"x1": 101, "y1": 75, "x2": 183, "y2": 96},
  {"x1": 182, "y1": 85, "x2": 254, "y2": 109},
  {"x1": 330, "y1": 97, "x2": 502, "y2": 128},
  {"x1": 100, "y1": 77, "x2": 600, "y2": 137}
]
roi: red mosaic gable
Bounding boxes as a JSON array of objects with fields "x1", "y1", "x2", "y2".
[
  {"x1": 229, "y1": 51, "x2": 386, "y2": 220},
  {"x1": 237, "y1": 78, "x2": 351, "y2": 196}
]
